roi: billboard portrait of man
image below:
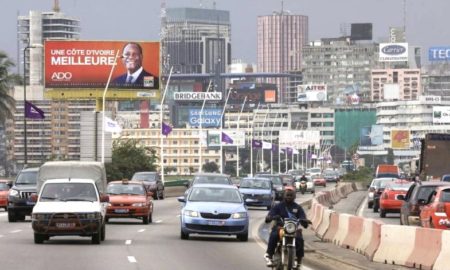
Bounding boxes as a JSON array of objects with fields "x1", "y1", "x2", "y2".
[{"x1": 112, "y1": 42, "x2": 159, "y2": 89}]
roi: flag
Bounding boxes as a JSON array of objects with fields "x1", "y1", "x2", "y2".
[
  {"x1": 262, "y1": 141, "x2": 272, "y2": 149},
  {"x1": 293, "y1": 149, "x2": 299, "y2": 154},
  {"x1": 162, "y1": 122, "x2": 172, "y2": 136},
  {"x1": 104, "y1": 116, "x2": 122, "y2": 133},
  {"x1": 25, "y1": 101, "x2": 45, "y2": 119},
  {"x1": 221, "y1": 132, "x2": 234, "y2": 144},
  {"x1": 286, "y1": 147, "x2": 293, "y2": 155},
  {"x1": 279, "y1": 147, "x2": 285, "y2": 154},
  {"x1": 271, "y1": 144, "x2": 279, "y2": 153},
  {"x1": 252, "y1": 139, "x2": 262, "y2": 148}
]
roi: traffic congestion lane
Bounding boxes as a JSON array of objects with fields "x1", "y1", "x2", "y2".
[{"x1": 356, "y1": 193, "x2": 401, "y2": 225}]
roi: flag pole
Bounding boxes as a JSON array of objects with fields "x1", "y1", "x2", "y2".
[
  {"x1": 261, "y1": 108, "x2": 270, "y2": 173},
  {"x1": 250, "y1": 103, "x2": 260, "y2": 177},
  {"x1": 236, "y1": 96, "x2": 247, "y2": 177},
  {"x1": 199, "y1": 80, "x2": 212, "y2": 172},
  {"x1": 270, "y1": 113, "x2": 278, "y2": 174},
  {"x1": 160, "y1": 67, "x2": 173, "y2": 185},
  {"x1": 220, "y1": 89, "x2": 232, "y2": 174}
]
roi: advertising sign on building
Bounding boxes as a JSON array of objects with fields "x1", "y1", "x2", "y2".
[
  {"x1": 360, "y1": 125, "x2": 384, "y2": 146},
  {"x1": 389, "y1": 27, "x2": 406, "y2": 43},
  {"x1": 379, "y1": 43, "x2": 408, "y2": 62},
  {"x1": 297, "y1": 84, "x2": 328, "y2": 102},
  {"x1": 188, "y1": 108, "x2": 222, "y2": 128},
  {"x1": 174, "y1": 92, "x2": 222, "y2": 101},
  {"x1": 45, "y1": 40, "x2": 160, "y2": 89},
  {"x1": 207, "y1": 130, "x2": 246, "y2": 147},
  {"x1": 383, "y1": 84, "x2": 400, "y2": 100},
  {"x1": 391, "y1": 129, "x2": 410, "y2": 149},
  {"x1": 429, "y1": 47, "x2": 450, "y2": 61},
  {"x1": 419, "y1": 95, "x2": 441, "y2": 104},
  {"x1": 228, "y1": 88, "x2": 277, "y2": 105},
  {"x1": 433, "y1": 106, "x2": 450, "y2": 123},
  {"x1": 279, "y1": 130, "x2": 320, "y2": 149}
]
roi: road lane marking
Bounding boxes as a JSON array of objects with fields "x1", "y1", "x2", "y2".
[
  {"x1": 125, "y1": 240, "x2": 132, "y2": 245},
  {"x1": 138, "y1": 229, "x2": 146, "y2": 233},
  {"x1": 10, "y1": 230, "x2": 22, "y2": 234},
  {"x1": 127, "y1": 256, "x2": 137, "y2": 263},
  {"x1": 357, "y1": 197, "x2": 367, "y2": 217},
  {"x1": 155, "y1": 220, "x2": 163, "y2": 223}
]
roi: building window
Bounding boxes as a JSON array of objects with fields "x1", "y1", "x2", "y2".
[{"x1": 173, "y1": 159, "x2": 178, "y2": 163}]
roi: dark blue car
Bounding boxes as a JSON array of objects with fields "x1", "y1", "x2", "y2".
[{"x1": 239, "y1": 177, "x2": 275, "y2": 210}]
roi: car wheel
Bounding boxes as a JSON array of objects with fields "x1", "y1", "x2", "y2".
[
  {"x1": 373, "y1": 203, "x2": 379, "y2": 213},
  {"x1": 105, "y1": 217, "x2": 109, "y2": 223},
  {"x1": 237, "y1": 232, "x2": 248, "y2": 242},
  {"x1": 143, "y1": 214, "x2": 149, "y2": 224},
  {"x1": 267, "y1": 205, "x2": 271, "y2": 210},
  {"x1": 399, "y1": 215, "x2": 404, "y2": 225},
  {"x1": 159, "y1": 189, "x2": 165, "y2": 200},
  {"x1": 180, "y1": 230, "x2": 189, "y2": 240},
  {"x1": 379, "y1": 209, "x2": 386, "y2": 218},
  {"x1": 153, "y1": 192, "x2": 159, "y2": 200},
  {"x1": 92, "y1": 228, "x2": 101, "y2": 244},
  {"x1": 101, "y1": 224, "x2": 106, "y2": 241},
  {"x1": 7, "y1": 211, "x2": 16, "y2": 222},
  {"x1": 148, "y1": 212, "x2": 153, "y2": 223},
  {"x1": 34, "y1": 233, "x2": 46, "y2": 244}
]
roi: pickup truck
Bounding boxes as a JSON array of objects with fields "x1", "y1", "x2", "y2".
[{"x1": 31, "y1": 178, "x2": 108, "y2": 244}]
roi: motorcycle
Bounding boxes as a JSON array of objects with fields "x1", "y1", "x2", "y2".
[
  {"x1": 269, "y1": 217, "x2": 311, "y2": 270},
  {"x1": 299, "y1": 180, "x2": 307, "y2": 195}
]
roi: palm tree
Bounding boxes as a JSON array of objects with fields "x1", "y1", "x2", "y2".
[{"x1": 0, "y1": 51, "x2": 15, "y2": 124}]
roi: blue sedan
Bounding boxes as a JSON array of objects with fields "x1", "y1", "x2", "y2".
[
  {"x1": 239, "y1": 177, "x2": 275, "y2": 210},
  {"x1": 178, "y1": 184, "x2": 249, "y2": 241}
]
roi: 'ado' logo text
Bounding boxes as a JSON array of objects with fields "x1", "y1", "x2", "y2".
[{"x1": 51, "y1": 72, "x2": 72, "y2": 81}]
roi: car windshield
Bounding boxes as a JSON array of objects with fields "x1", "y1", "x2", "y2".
[
  {"x1": 256, "y1": 175, "x2": 282, "y2": 185},
  {"x1": 442, "y1": 189, "x2": 450, "y2": 202},
  {"x1": 107, "y1": 184, "x2": 145, "y2": 195},
  {"x1": 0, "y1": 183, "x2": 8, "y2": 190},
  {"x1": 40, "y1": 183, "x2": 97, "y2": 202},
  {"x1": 15, "y1": 171, "x2": 38, "y2": 185},
  {"x1": 240, "y1": 179, "x2": 271, "y2": 189},
  {"x1": 310, "y1": 168, "x2": 321, "y2": 173},
  {"x1": 132, "y1": 173, "x2": 157, "y2": 182},
  {"x1": 193, "y1": 176, "x2": 230, "y2": 185},
  {"x1": 387, "y1": 182, "x2": 413, "y2": 191},
  {"x1": 188, "y1": 187, "x2": 242, "y2": 203}
]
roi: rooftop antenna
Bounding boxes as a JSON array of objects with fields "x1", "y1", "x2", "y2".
[
  {"x1": 53, "y1": 0, "x2": 60, "y2": 12},
  {"x1": 403, "y1": 0, "x2": 407, "y2": 38}
]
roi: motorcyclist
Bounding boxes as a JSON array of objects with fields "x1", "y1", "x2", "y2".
[
  {"x1": 300, "y1": 174, "x2": 307, "y2": 182},
  {"x1": 264, "y1": 186, "x2": 309, "y2": 269}
]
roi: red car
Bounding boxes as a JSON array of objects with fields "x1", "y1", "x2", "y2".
[
  {"x1": 312, "y1": 175, "x2": 327, "y2": 187},
  {"x1": 379, "y1": 180, "x2": 412, "y2": 218},
  {"x1": 0, "y1": 180, "x2": 10, "y2": 210},
  {"x1": 420, "y1": 186, "x2": 450, "y2": 229},
  {"x1": 106, "y1": 180, "x2": 154, "y2": 224}
]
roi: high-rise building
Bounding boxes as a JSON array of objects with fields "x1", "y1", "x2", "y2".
[
  {"x1": 302, "y1": 37, "x2": 380, "y2": 104},
  {"x1": 17, "y1": 1, "x2": 80, "y2": 83},
  {"x1": 371, "y1": 69, "x2": 422, "y2": 101},
  {"x1": 257, "y1": 12, "x2": 308, "y2": 104},
  {"x1": 161, "y1": 7, "x2": 231, "y2": 76}
]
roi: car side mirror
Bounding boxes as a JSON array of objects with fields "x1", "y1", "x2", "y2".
[
  {"x1": 100, "y1": 194, "x2": 110, "y2": 203},
  {"x1": 30, "y1": 194, "x2": 38, "y2": 202},
  {"x1": 177, "y1": 196, "x2": 186, "y2": 203},
  {"x1": 397, "y1": 194, "x2": 405, "y2": 201}
]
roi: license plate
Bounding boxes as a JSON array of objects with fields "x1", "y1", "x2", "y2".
[
  {"x1": 55, "y1": 222, "x2": 76, "y2": 228},
  {"x1": 208, "y1": 220, "x2": 225, "y2": 226},
  {"x1": 26, "y1": 201, "x2": 35, "y2": 206},
  {"x1": 114, "y1": 209, "x2": 129, "y2": 213},
  {"x1": 245, "y1": 198, "x2": 256, "y2": 203}
]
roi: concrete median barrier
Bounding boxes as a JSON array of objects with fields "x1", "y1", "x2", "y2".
[
  {"x1": 322, "y1": 212, "x2": 339, "y2": 242},
  {"x1": 316, "y1": 208, "x2": 334, "y2": 239},
  {"x1": 355, "y1": 218, "x2": 383, "y2": 260},
  {"x1": 434, "y1": 230, "x2": 450, "y2": 270},
  {"x1": 333, "y1": 213, "x2": 351, "y2": 246},
  {"x1": 373, "y1": 225, "x2": 416, "y2": 266},
  {"x1": 405, "y1": 227, "x2": 442, "y2": 270},
  {"x1": 164, "y1": 186, "x2": 186, "y2": 198},
  {"x1": 341, "y1": 215, "x2": 364, "y2": 250}
]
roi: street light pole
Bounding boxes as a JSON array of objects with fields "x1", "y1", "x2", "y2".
[
  {"x1": 250, "y1": 104, "x2": 261, "y2": 177},
  {"x1": 198, "y1": 81, "x2": 212, "y2": 172},
  {"x1": 270, "y1": 113, "x2": 279, "y2": 174},
  {"x1": 236, "y1": 96, "x2": 247, "y2": 177},
  {"x1": 260, "y1": 108, "x2": 270, "y2": 173},
  {"x1": 160, "y1": 67, "x2": 173, "y2": 185},
  {"x1": 101, "y1": 49, "x2": 120, "y2": 163},
  {"x1": 219, "y1": 89, "x2": 232, "y2": 174}
]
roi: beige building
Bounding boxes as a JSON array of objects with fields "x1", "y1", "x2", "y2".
[{"x1": 371, "y1": 69, "x2": 422, "y2": 101}]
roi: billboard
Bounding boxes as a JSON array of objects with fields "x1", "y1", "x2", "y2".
[
  {"x1": 360, "y1": 125, "x2": 384, "y2": 146},
  {"x1": 379, "y1": 43, "x2": 408, "y2": 62},
  {"x1": 228, "y1": 88, "x2": 277, "y2": 105},
  {"x1": 207, "y1": 130, "x2": 246, "y2": 147},
  {"x1": 297, "y1": 84, "x2": 327, "y2": 102},
  {"x1": 45, "y1": 40, "x2": 160, "y2": 89},
  {"x1": 383, "y1": 84, "x2": 400, "y2": 100},
  {"x1": 173, "y1": 92, "x2": 222, "y2": 101},
  {"x1": 279, "y1": 130, "x2": 320, "y2": 149},
  {"x1": 433, "y1": 106, "x2": 450, "y2": 123},
  {"x1": 350, "y1": 23, "x2": 373, "y2": 41},
  {"x1": 188, "y1": 108, "x2": 222, "y2": 128},
  {"x1": 389, "y1": 27, "x2": 406, "y2": 43},
  {"x1": 391, "y1": 129, "x2": 410, "y2": 149},
  {"x1": 429, "y1": 47, "x2": 450, "y2": 61}
]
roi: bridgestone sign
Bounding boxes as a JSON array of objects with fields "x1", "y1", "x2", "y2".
[{"x1": 174, "y1": 92, "x2": 222, "y2": 101}]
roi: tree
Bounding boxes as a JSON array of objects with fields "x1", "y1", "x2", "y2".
[
  {"x1": 0, "y1": 51, "x2": 16, "y2": 124},
  {"x1": 105, "y1": 139, "x2": 158, "y2": 181},
  {"x1": 202, "y1": 161, "x2": 219, "y2": 173}
]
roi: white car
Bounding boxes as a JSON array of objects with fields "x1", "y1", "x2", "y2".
[
  {"x1": 294, "y1": 176, "x2": 315, "y2": 194},
  {"x1": 31, "y1": 178, "x2": 108, "y2": 244}
]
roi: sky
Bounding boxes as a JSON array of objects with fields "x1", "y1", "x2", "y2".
[{"x1": 1, "y1": 0, "x2": 450, "y2": 68}]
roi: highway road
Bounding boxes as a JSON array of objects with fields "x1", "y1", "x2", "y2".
[{"x1": 0, "y1": 188, "x2": 323, "y2": 270}]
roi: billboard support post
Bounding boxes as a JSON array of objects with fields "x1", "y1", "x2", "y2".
[
  {"x1": 236, "y1": 96, "x2": 247, "y2": 177},
  {"x1": 101, "y1": 49, "x2": 120, "y2": 163},
  {"x1": 199, "y1": 81, "x2": 212, "y2": 173},
  {"x1": 160, "y1": 67, "x2": 173, "y2": 184},
  {"x1": 220, "y1": 90, "x2": 232, "y2": 174}
]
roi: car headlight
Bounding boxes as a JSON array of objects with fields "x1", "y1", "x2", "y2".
[
  {"x1": 32, "y1": 213, "x2": 51, "y2": 220},
  {"x1": 8, "y1": 189, "x2": 19, "y2": 197},
  {"x1": 184, "y1": 210, "x2": 199, "y2": 217},
  {"x1": 132, "y1": 203, "x2": 146, "y2": 207},
  {"x1": 231, "y1": 212, "x2": 247, "y2": 219},
  {"x1": 79, "y1": 212, "x2": 101, "y2": 219},
  {"x1": 285, "y1": 222, "x2": 296, "y2": 234},
  {"x1": 276, "y1": 186, "x2": 282, "y2": 191}
]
